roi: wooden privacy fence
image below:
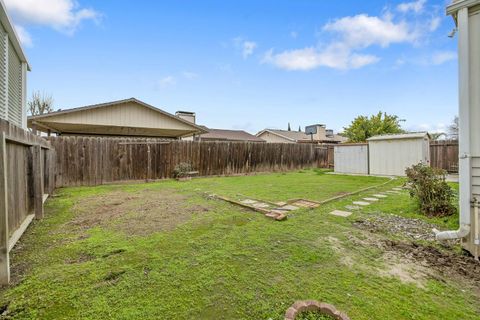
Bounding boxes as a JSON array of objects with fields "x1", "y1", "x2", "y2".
[
  {"x1": 0, "y1": 119, "x2": 55, "y2": 284},
  {"x1": 48, "y1": 136, "x2": 334, "y2": 187},
  {"x1": 430, "y1": 140, "x2": 459, "y2": 173}
]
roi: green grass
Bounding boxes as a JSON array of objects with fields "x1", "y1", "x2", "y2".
[
  {"x1": 0, "y1": 169, "x2": 476, "y2": 320},
  {"x1": 171, "y1": 169, "x2": 389, "y2": 202}
]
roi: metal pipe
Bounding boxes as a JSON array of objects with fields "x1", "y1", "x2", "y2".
[
  {"x1": 474, "y1": 200, "x2": 479, "y2": 245},
  {"x1": 435, "y1": 6, "x2": 472, "y2": 242}
]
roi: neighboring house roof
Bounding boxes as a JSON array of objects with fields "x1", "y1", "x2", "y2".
[
  {"x1": 0, "y1": 0, "x2": 30, "y2": 70},
  {"x1": 257, "y1": 129, "x2": 312, "y2": 142},
  {"x1": 367, "y1": 132, "x2": 431, "y2": 141},
  {"x1": 28, "y1": 98, "x2": 208, "y2": 138},
  {"x1": 199, "y1": 128, "x2": 265, "y2": 142}
]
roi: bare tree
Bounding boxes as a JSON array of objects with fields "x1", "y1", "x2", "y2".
[
  {"x1": 448, "y1": 116, "x2": 459, "y2": 140},
  {"x1": 28, "y1": 91, "x2": 54, "y2": 116}
]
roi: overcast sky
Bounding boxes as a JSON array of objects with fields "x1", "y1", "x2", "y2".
[{"x1": 5, "y1": 0, "x2": 458, "y2": 134}]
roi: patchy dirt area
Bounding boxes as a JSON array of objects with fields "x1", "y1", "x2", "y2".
[
  {"x1": 70, "y1": 188, "x2": 211, "y2": 236},
  {"x1": 382, "y1": 240, "x2": 480, "y2": 293},
  {"x1": 344, "y1": 227, "x2": 480, "y2": 296}
]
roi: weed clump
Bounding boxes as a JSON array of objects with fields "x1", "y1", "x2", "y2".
[{"x1": 405, "y1": 163, "x2": 456, "y2": 217}]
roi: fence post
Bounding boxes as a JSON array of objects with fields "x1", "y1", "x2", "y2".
[
  {"x1": 0, "y1": 133, "x2": 9, "y2": 284},
  {"x1": 33, "y1": 145, "x2": 44, "y2": 219}
]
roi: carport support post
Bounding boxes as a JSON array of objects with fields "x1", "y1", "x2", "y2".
[
  {"x1": 33, "y1": 145, "x2": 44, "y2": 219},
  {"x1": 0, "y1": 133, "x2": 10, "y2": 284}
]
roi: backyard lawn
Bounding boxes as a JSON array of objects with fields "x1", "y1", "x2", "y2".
[{"x1": 0, "y1": 170, "x2": 478, "y2": 319}]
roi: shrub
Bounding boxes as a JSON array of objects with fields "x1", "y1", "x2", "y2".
[
  {"x1": 173, "y1": 162, "x2": 193, "y2": 178},
  {"x1": 405, "y1": 163, "x2": 456, "y2": 217}
]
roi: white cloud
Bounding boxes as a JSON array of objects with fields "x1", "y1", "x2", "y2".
[
  {"x1": 4, "y1": 0, "x2": 100, "y2": 35},
  {"x1": 182, "y1": 71, "x2": 199, "y2": 80},
  {"x1": 264, "y1": 13, "x2": 414, "y2": 71},
  {"x1": 242, "y1": 41, "x2": 257, "y2": 59},
  {"x1": 431, "y1": 51, "x2": 456, "y2": 65},
  {"x1": 323, "y1": 14, "x2": 416, "y2": 48},
  {"x1": 13, "y1": 24, "x2": 32, "y2": 47},
  {"x1": 157, "y1": 76, "x2": 176, "y2": 88},
  {"x1": 290, "y1": 31, "x2": 298, "y2": 39},
  {"x1": 428, "y1": 16, "x2": 441, "y2": 32},
  {"x1": 397, "y1": 0, "x2": 427, "y2": 14},
  {"x1": 263, "y1": 45, "x2": 379, "y2": 71},
  {"x1": 410, "y1": 122, "x2": 447, "y2": 134},
  {"x1": 233, "y1": 37, "x2": 257, "y2": 59}
]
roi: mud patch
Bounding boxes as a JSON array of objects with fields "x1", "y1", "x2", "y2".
[
  {"x1": 382, "y1": 240, "x2": 480, "y2": 293},
  {"x1": 70, "y1": 189, "x2": 211, "y2": 236}
]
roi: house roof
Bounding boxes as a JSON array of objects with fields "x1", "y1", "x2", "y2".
[
  {"x1": 367, "y1": 132, "x2": 431, "y2": 141},
  {"x1": 199, "y1": 128, "x2": 265, "y2": 142},
  {"x1": 257, "y1": 129, "x2": 312, "y2": 142},
  {"x1": 28, "y1": 98, "x2": 208, "y2": 138},
  {"x1": 0, "y1": 0, "x2": 30, "y2": 70}
]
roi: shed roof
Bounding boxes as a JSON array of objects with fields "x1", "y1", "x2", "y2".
[
  {"x1": 28, "y1": 98, "x2": 208, "y2": 138},
  {"x1": 199, "y1": 128, "x2": 265, "y2": 142},
  {"x1": 367, "y1": 132, "x2": 431, "y2": 141}
]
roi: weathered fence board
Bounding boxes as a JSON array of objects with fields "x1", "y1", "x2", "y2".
[
  {"x1": 48, "y1": 136, "x2": 334, "y2": 187},
  {"x1": 0, "y1": 119, "x2": 55, "y2": 284},
  {"x1": 430, "y1": 140, "x2": 459, "y2": 173}
]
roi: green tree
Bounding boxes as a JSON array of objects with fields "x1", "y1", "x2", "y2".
[{"x1": 343, "y1": 111, "x2": 404, "y2": 142}]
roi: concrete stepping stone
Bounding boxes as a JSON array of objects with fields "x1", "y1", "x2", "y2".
[
  {"x1": 329, "y1": 210, "x2": 352, "y2": 217},
  {"x1": 363, "y1": 197, "x2": 379, "y2": 202},
  {"x1": 282, "y1": 205, "x2": 299, "y2": 211},
  {"x1": 385, "y1": 191, "x2": 400, "y2": 194},
  {"x1": 252, "y1": 202, "x2": 270, "y2": 208},
  {"x1": 276, "y1": 201, "x2": 288, "y2": 206},
  {"x1": 373, "y1": 194, "x2": 387, "y2": 198},
  {"x1": 353, "y1": 201, "x2": 370, "y2": 206},
  {"x1": 241, "y1": 199, "x2": 257, "y2": 204},
  {"x1": 345, "y1": 205, "x2": 360, "y2": 210}
]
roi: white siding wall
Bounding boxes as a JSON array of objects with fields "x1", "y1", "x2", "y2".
[
  {"x1": 369, "y1": 138, "x2": 430, "y2": 176},
  {"x1": 0, "y1": 21, "x2": 26, "y2": 129},
  {"x1": 334, "y1": 144, "x2": 369, "y2": 175},
  {"x1": 7, "y1": 38, "x2": 22, "y2": 127},
  {"x1": 0, "y1": 23, "x2": 6, "y2": 120}
]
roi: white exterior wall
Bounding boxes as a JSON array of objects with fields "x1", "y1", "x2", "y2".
[
  {"x1": 0, "y1": 14, "x2": 27, "y2": 129},
  {"x1": 369, "y1": 138, "x2": 430, "y2": 176},
  {"x1": 334, "y1": 144, "x2": 369, "y2": 175}
]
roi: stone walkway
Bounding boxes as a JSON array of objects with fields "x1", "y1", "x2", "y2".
[{"x1": 329, "y1": 186, "x2": 407, "y2": 218}]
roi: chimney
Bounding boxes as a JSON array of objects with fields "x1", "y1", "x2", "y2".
[{"x1": 176, "y1": 111, "x2": 196, "y2": 124}]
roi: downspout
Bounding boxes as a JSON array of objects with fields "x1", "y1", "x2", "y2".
[{"x1": 434, "y1": 6, "x2": 471, "y2": 241}]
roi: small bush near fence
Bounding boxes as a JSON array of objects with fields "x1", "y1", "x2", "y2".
[
  {"x1": 405, "y1": 163, "x2": 456, "y2": 217},
  {"x1": 173, "y1": 162, "x2": 193, "y2": 178}
]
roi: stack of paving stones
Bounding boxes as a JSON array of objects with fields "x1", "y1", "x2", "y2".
[
  {"x1": 329, "y1": 186, "x2": 407, "y2": 218},
  {"x1": 237, "y1": 198, "x2": 321, "y2": 221},
  {"x1": 284, "y1": 300, "x2": 350, "y2": 320}
]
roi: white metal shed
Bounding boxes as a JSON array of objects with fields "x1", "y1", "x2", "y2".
[
  {"x1": 367, "y1": 132, "x2": 431, "y2": 176},
  {"x1": 334, "y1": 143, "x2": 369, "y2": 175}
]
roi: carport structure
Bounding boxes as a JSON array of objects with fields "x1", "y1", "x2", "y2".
[{"x1": 27, "y1": 98, "x2": 207, "y2": 139}]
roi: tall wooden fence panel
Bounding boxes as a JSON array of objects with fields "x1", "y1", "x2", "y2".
[
  {"x1": 48, "y1": 136, "x2": 334, "y2": 187},
  {"x1": 0, "y1": 119, "x2": 55, "y2": 284},
  {"x1": 430, "y1": 140, "x2": 459, "y2": 173}
]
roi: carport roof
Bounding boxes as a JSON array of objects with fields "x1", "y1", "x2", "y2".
[{"x1": 28, "y1": 98, "x2": 208, "y2": 138}]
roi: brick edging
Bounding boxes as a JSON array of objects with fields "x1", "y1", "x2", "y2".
[{"x1": 284, "y1": 300, "x2": 350, "y2": 320}]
